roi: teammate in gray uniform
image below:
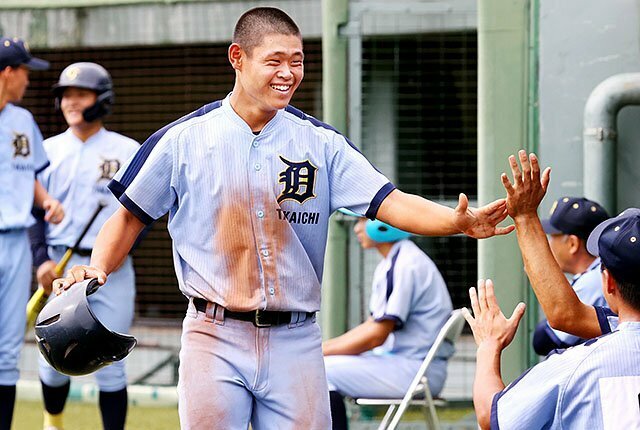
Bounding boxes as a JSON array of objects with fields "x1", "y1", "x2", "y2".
[
  {"x1": 0, "y1": 37, "x2": 63, "y2": 430},
  {"x1": 323, "y1": 211, "x2": 452, "y2": 429},
  {"x1": 464, "y1": 150, "x2": 640, "y2": 429},
  {"x1": 30, "y1": 62, "x2": 138, "y2": 430},
  {"x1": 533, "y1": 196, "x2": 608, "y2": 355},
  {"x1": 52, "y1": 8, "x2": 513, "y2": 429}
]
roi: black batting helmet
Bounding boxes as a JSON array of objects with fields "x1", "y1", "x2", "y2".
[
  {"x1": 53, "y1": 62, "x2": 114, "y2": 122},
  {"x1": 35, "y1": 279, "x2": 137, "y2": 376}
]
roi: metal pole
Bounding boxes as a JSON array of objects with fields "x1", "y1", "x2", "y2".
[
  {"x1": 583, "y1": 73, "x2": 640, "y2": 215},
  {"x1": 321, "y1": 0, "x2": 349, "y2": 339},
  {"x1": 477, "y1": 0, "x2": 531, "y2": 381}
]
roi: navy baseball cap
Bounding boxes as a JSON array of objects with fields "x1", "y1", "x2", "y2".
[
  {"x1": 587, "y1": 208, "x2": 640, "y2": 284},
  {"x1": 541, "y1": 197, "x2": 609, "y2": 241},
  {"x1": 0, "y1": 37, "x2": 49, "y2": 70}
]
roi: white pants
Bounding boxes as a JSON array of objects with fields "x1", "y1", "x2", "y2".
[
  {"x1": 324, "y1": 352, "x2": 448, "y2": 399},
  {"x1": 178, "y1": 300, "x2": 331, "y2": 430}
]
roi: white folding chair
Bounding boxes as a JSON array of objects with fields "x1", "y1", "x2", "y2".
[{"x1": 355, "y1": 308, "x2": 467, "y2": 430}]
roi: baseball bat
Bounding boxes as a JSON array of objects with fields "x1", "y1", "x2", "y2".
[{"x1": 26, "y1": 202, "x2": 106, "y2": 331}]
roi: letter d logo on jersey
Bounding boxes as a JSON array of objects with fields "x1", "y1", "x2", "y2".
[
  {"x1": 12, "y1": 133, "x2": 30, "y2": 157},
  {"x1": 277, "y1": 155, "x2": 317, "y2": 204}
]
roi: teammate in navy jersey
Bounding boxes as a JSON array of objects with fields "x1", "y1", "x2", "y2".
[
  {"x1": 30, "y1": 62, "x2": 138, "y2": 430},
  {"x1": 323, "y1": 212, "x2": 452, "y2": 430},
  {"x1": 53, "y1": 8, "x2": 513, "y2": 429},
  {"x1": 0, "y1": 37, "x2": 63, "y2": 430},
  {"x1": 464, "y1": 150, "x2": 640, "y2": 429}
]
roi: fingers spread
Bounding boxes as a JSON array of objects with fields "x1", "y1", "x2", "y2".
[
  {"x1": 519, "y1": 150, "x2": 531, "y2": 179},
  {"x1": 541, "y1": 167, "x2": 551, "y2": 191},
  {"x1": 477, "y1": 279, "x2": 488, "y2": 313},
  {"x1": 462, "y1": 307, "x2": 475, "y2": 326},
  {"x1": 494, "y1": 224, "x2": 515, "y2": 236},
  {"x1": 530, "y1": 153, "x2": 540, "y2": 182},
  {"x1": 509, "y1": 302, "x2": 527, "y2": 326},
  {"x1": 455, "y1": 193, "x2": 469, "y2": 215},
  {"x1": 501, "y1": 173, "x2": 514, "y2": 194},
  {"x1": 485, "y1": 279, "x2": 498, "y2": 309},
  {"x1": 469, "y1": 287, "x2": 480, "y2": 318},
  {"x1": 508, "y1": 155, "x2": 522, "y2": 186}
]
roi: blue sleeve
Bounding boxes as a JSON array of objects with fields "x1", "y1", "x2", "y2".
[
  {"x1": 594, "y1": 306, "x2": 618, "y2": 334},
  {"x1": 376, "y1": 255, "x2": 416, "y2": 329},
  {"x1": 108, "y1": 130, "x2": 177, "y2": 225},
  {"x1": 28, "y1": 207, "x2": 50, "y2": 267},
  {"x1": 327, "y1": 133, "x2": 395, "y2": 219}
]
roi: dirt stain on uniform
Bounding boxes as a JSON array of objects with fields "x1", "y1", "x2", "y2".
[
  {"x1": 214, "y1": 196, "x2": 262, "y2": 311},
  {"x1": 260, "y1": 194, "x2": 290, "y2": 308}
]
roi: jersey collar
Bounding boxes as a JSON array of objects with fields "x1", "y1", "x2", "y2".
[
  {"x1": 221, "y1": 93, "x2": 284, "y2": 137},
  {"x1": 64, "y1": 126, "x2": 107, "y2": 146}
]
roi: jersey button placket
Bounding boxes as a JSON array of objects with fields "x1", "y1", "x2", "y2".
[{"x1": 249, "y1": 136, "x2": 269, "y2": 306}]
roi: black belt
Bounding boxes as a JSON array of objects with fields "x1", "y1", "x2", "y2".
[{"x1": 193, "y1": 298, "x2": 314, "y2": 328}]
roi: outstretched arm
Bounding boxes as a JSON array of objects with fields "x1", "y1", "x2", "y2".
[
  {"x1": 322, "y1": 319, "x2": 395, "y2": 356},
  {"x1": 463, "y1": 280, "x2": 526, "y2": 430},
  {"x1": 376, "y1": 189, "x2": 514, "y2": 239},
  {"x1": 53, "y1": 206, "x2": 145, "y2": 293},
  {"x1": 501, "y1": 151, "x2": 601, "y2": 338}
]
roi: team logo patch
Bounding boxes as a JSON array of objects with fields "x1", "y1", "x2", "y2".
[
  {"x1": 277, "y1": 156, "x2": 317, "y2": 204},
  {"x1": 65, "y1": 66, "x2": 80, "y2": 81},
  {"x1": 98, "y1": 159, "x2": 121, "y2": 181},
  {"x1": 12, "y1": 133, "x2": 30, "y2": 157}
]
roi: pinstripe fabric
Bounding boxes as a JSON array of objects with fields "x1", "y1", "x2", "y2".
[
  {"x1": 39, "y1": 128, "x2": 139, "y2": 248},
  {"x1": 110, "y1": 95, "x2": 393, "y2": 312},
  {"x1": 492, "y1": 321, "x2": 640, "y2": 429},
  {"x1": 1, "y1": 103, "x2": 47, "y2": 385},
  {"x1": 369, "y1": 240, "x2": 453, "y2": 360},
  {"x1": 0, "y1": 103, "x2": 49, "y2": 230}
]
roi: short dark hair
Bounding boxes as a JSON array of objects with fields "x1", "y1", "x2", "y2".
[
  {"x1": 603, "y1": 263, "x2": 640, "y2": 311},
  {"x1": 233, "y1": 7, "x2": 301, "y2": 56}
]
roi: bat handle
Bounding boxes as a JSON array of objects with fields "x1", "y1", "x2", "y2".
[
  {"x1": 25, "y1": 287, "x2": 50, "y2": 332},
  {"x1": 55, "y1": 250, "x2": 73, "y2": 277}
]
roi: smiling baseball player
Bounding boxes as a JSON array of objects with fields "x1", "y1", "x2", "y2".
[
  {"x1": 30, "y1": 62, "x2": 138, "y2": 430},
  {"x1": 53, "y1": 7, "x2": 512, "y2": 429},
  {"x1": 0, "y1": 37, "x2": 64, "y2": 430}
]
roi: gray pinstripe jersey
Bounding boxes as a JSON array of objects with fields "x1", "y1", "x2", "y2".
[{"x1": 110, "y1": 95, "x2": 394, "y2": 312}]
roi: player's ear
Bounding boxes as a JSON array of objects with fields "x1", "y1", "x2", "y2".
[
  {"x1": 568, "y1": 235, "x2": 581, "y2": 255},
  {"x1": 228, "y1": 43, "x2": 243, "y2": 70},
  {"x1": 602, "y1": 268, "x2": 617, "y2": 295}
]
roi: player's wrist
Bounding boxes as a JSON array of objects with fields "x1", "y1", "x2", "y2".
[
  {"x1": 477, "y1": 339, "x2": 505, "y2": 354},
  {"x1": 513, "y1": 212, "x2": 540, "y2": 225}
]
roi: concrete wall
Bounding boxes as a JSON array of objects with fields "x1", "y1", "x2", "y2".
[{"x1": 539, "y1": 0, "x2": 640, "y2": 214}]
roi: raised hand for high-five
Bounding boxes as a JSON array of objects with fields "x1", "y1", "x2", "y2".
[
  {"x1": 453, "y1": 193, "x2": 515, "y2": 239},
  {"x1": 463, "y1": 279, "x2": 526, "y2": 350},
  {"x1": 500, "y1": 150, "x2": 551, "y2": 220}
]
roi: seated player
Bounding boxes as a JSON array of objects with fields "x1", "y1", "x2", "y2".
[
  {"x1": 464, "y1": 151, "x2": 640, "y2": 429},
  {"x1": 323, "y1": 210, "x2": 453, "y2": 430}
]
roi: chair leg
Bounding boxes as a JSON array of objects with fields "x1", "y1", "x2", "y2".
[
  {"x1": 423, "y1": 386, "x2": 440, "y2": 430},
  {"x1": 377, "y1": 404, "x2": 397, "y2": 430}
]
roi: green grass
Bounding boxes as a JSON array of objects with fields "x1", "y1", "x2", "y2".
[
  {"x1": 14, "y1": 400, "x2": 473, "y2": 429},
  {"x1": 13, "y1": 400, "x2": 179, "y2": 430}
]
